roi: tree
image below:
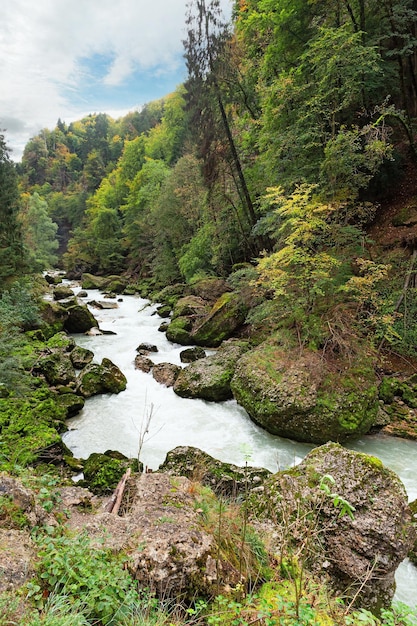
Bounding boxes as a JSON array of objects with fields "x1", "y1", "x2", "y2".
[
  {"x1": 184, "y1": 0, "x2": 257, "y2": 230},
  {"x1": 0, "y1": 133, "x2": 25, "y2": 288},
  {"x1": 18, "y1": 193, "x2": 59, "y2": 271}
]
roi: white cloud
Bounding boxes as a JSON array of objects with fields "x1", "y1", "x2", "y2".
[{"x1": 0, "y1": 0, "x2": 232, "y2": 159}]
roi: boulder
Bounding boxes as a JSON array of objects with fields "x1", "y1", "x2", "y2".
[
  {"x1": 64, "y1": 304, "x2": 99, "y2": 334},
  {"x1": 35, "y1": 352, "x2": 77, "y2": 387},
  {"x1": 171, "y1": 295, "x2": 209, "y2": 320},
  {"x1": 250, "y1": 443, "x2": 415, "y2": 611},
  {"x1": 82, "y1": 451, "x2": 136, "y2": 495},
  {"x1": 46, "y1": 331, "x2": 76, "y2": 352},
  {"x1": 136, "y1": 343, "x2": 158, "y2": 353},
  {"x1": 160, "y1": 446, "x2": 271, "y2": 497},
  {"x1": 156, "y1": 304, "x2": 171, "y2": 318},
  {"x1": 134, "y1": 355, "x2": 154, "y2": 373},
  {"x1": 77, "y1": 290, "x2": 88, "y2": 298},
  {"x1": 152, "y1": 363, "x2": 181, "y2": 387},
  {"x1": 55, "y1": 392, "x2": 85, "y2": 418},
  {"x1": 88, "y1": 300, "x2": 119, "y2": 310},
  {"x1": 81, "y1": 273, "x2": 109, "y2": 290},
  {"x1": 189, "y1": 277, "x2": 231, "y2": 302},
  {"x1": 39, "y1": 300, "x2": 68, "y2": 337},
  {"x1": 166, "y1": 316, "x2": 193, "y2": 345},
  {"x1": 53, "y1": 285, "x2": 75, "y2": 300},
  {"x1": 70, "y1": 345, "x2": 94, "y2": 369},
  {"x1": 180, "y1": 347, "x2": 206, "y2": 363},
  {"x1": 231, "y1": 342, "x2": 378, "y2": 443},
  {"x1": 77, "y1": 358, "x2": 127, "y2": 397},
  {"x1": 191, "y1": 292, "x2": 247, "y2": 347},
  {"x1": 158, "y1": 321, "x2": 170, "y2": 333},
  {"x1": 174, "y1": 340, "x2": 248, "y2": 402}
]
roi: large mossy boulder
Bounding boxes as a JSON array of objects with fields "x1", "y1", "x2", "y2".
[
  {"x1": 173, "y1": 340, "x2": 248, "y2": 402},
  {"x1": 70, "y1": 345, "x2": 94, "y2": 369},
  {"x1": 160, "y1": 446, "x2": 271, "y2": 497},
  {"x1": 52, "y1": 285, "x2": 75, "y2": 301},
  {"x1": 39, "y1": 300, "x2": 68, "y2": 338},
  {"x1": 55, "y1": 392, "x2": 85, "y2": 418},
  {"x1": 171, "y1": 295, "x2": 209, "y2": 320},
  {"x1": 189, "y1": 277, "x2": 231, "y2": 302},
  {"x1": 250, "y1": 443, "x2": 414, "y2": 611},
  {"x1": 77, "y1": 358, "x2": 127, "y2": 397},
  {"x1": 81, "y1": 273, "x2": 109, "y2": 290},
  {"x1": 64, "y1": 304, "x2": 99, "y2": 334},
  {"x1": 82, "y1": 451, "x2": 136, "y2": 494},
  {"x1": 231, "y1": 342, "x2": 378, "y2": 443},
  {"x1": 35, "y1": 352, "x2": 77, "y2": 387},
  {"x1": 191, "y1": 292, "x2": 247, "y2": 348},
  {"x1": 165, "y1": 316, "x2": 193, "y2": 345}
]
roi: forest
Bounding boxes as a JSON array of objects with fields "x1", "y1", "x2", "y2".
[{"x1": 2, "y1": 0, "x2": 417, "y2": 624}]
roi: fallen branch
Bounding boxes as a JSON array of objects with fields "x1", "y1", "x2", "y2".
[{"x1": 103, "y1": 468, "x2": 131, "y2": 514}]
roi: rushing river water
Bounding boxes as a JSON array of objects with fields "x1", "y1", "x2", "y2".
[{"x1": 62, "y1": 288, "x2": 417, "y2": 608}]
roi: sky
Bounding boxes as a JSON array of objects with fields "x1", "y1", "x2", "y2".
[{"x1": 0, "y1": 0, "x2": 232, "y2": 161}]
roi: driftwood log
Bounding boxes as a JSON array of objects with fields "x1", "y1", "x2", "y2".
[{"x1": 103, "y1": 468, "x2": 131, "y2": 514}]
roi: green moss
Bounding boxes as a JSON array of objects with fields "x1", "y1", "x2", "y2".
[
  {"x1": 0, "y1": 384, "x2": 67, "y2": 470},
  {"x1": 82, "y1": 452, "x2": 136, "y2": 494},
  {"x1": 0, "y1": 495, "x2": 29, "y2": 529}
]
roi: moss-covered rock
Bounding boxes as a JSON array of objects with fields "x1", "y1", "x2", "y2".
[
  {"x1": 35, "y1": 352, "x2": 77, "y2": 387},
  {"x1": 231, "y1": 342, "x2": 378, "y2": 444},
  {"x1": 55, "y1": 392, "x2": 85, "y2": 418},
  {"x1": 81, "y1": 273, "x2": 109, "y2": 290},
  {"x1": 191, "y1": 292, "x2": 247, "y2": 347},
  {"x1": 171, "y1": 295, "x2": 209, "y2": 320},
  {"x1": 77, "y1": 359, "x2": 127, "y2": 397},
  {"x1": 64, "y1": 304, "x2": 99, "y2": 334},
  {"x1": 180, "y1": 347, "x2": 206, "y2": 363},
  {"x1": 0, "y1": 386, "x2": 67, "y2": 469},
  {"x1": 189, "y1": 277, "x2": 231, "y2": 302},
  {"x1": 39, "y1": 300, "x2": 68, "y2": 338},
  {"x1": 160, "y1": 446, "x2": 271, "y2": 497},
  {"x1": 166, "y1": 316, "x2": 193, "y2": 345},
  {"x1": 250, "y1": 442, "x2": 414, "y2": 612},
  {"x1": 174, "y1": 340, "x2": 248, "y2": 401},
  {"x1": 82, "y1": 451, "x2": 136, "y2": 494},
  {"x1": 52, "y1": 285, "x2": 75, "y2": 300},
  {"x1": 70, "y1": 345, "x2": 94, "y2": 369}
]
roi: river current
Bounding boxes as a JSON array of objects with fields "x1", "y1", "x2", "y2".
[{"x1": 62, "y1": 288, "x2": 417, "y2": 608}]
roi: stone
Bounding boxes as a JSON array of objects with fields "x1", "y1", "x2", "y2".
[
  {"x1": 160, "y1": 446, "x2": 271, "y2": 497},
  {"x1": 174, "y1": 340, "x2": 248, "y2": 401},
  {"x1": 180, "y1": 347, "x2": 206, "y2": 363},
  {"x1": 231, "y1": 342, "x2": 378, "y2": 444},
  {"x1": 77, "y1": 359, "x2": 127, "y2": 397},
  {"x1": 152, "y1": 363, "x2": 181, "y2": 387},
  {"x1": 156, "y1": 304, "x2": 171, "y2": 318},
  {"x1": 250, "y1": 442, "x2": 415, "y2": 611},
  {"x1": 55, "y1": 392, "x2": 85, "y2": 418},
  {"x1": 166, "y1": 316, "x2": 193, "y2": 345},
  {"x1": 171, "y1": 295, "x2": 209, "y2": 320},
  {"x1": 191, "y1": 292, "x2": 247, "y2": 347},
  {"x1": 136, "y1": 343, "x2": 158, "y2": 353},
  {"x1": 64, "y1": 304, "x2": 99, "y2": 334},
  {"x1": 34, "y1": 351, "x2": 77, "y2": 387},
  {"x1": 134, "y1": 355, "x2": 154, "y2": 373},
  {"x1": 70, "y1": 345, "x2": 94, "y2": 369},
  {"x1": 53, "y1": 285, "x2": 75, "y2": 300}
]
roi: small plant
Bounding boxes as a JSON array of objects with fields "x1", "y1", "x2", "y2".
[
  {"x1": 319, "y1": 474, "x2": 356, "y2": 520},
  {"x1": 27, "y1": 527, "x2": 140, "y2": 624}
]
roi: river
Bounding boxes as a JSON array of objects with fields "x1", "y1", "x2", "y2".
[{"x1": 62, "y1": 288, "x2": 417, "y2": 608}]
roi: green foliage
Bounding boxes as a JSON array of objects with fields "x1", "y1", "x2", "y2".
[
  {"x1": 27, "y1": 528, "x2": 140, "y2": 624},
  {"x1": 18, "y1": 192, "x2": 59, "y2": 271}
]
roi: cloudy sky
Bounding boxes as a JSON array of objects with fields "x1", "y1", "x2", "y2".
[{"x1": 1, "y1": 0, "x2": 232, "y2": 160}]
